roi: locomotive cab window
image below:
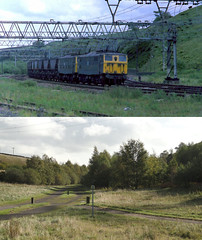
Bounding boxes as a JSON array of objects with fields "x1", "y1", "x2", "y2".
[
  {"x1": 119, "y1": 55, "x2": 127, "y2": 62},
  {"x1": 105, "y1": 55, "x2": 113, "y2": 61}
]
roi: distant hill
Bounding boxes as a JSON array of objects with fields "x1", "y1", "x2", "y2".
[{"x1": 0, "y1": 153, "x2": 28, "y2": 169}]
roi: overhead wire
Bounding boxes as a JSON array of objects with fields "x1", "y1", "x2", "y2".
[{"x1": 85, "y1": 3, "x2": 144, "y2": 22}]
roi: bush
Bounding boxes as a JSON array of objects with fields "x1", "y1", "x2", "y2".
[{"x1": 5, "y1": 167, "x2": 25, "y2": 183}]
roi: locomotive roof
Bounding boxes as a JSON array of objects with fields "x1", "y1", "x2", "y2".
[
  {"x1": 78, "y1": 51, "x2": 126, "y2": 57},
  {"x1": 59, "y1": 55, "x2": 75, "y2": 59}
]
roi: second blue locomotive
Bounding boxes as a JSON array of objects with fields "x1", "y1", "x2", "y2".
[{"x1": 27, "y1": 52, "x2": 128, "y2": 85}]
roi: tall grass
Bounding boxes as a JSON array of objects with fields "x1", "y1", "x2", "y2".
[
  {"x1": 0, "y1": 207, "x2": 201, "y2": 240},
  {"x1": 0, "y1": 77, "x2": 202, "y2": 116},
  {"x1": 0, "y1": 183, "x2": 50, "y2": 203},
  {"x1": 95, "y1": 188, "x2": 202, "y2": 220}
]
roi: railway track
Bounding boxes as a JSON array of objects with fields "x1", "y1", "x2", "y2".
[
  {"x1": 30, "y1": 77, "x2": 202, "y2": 96},
  {"x1": 0, "y1": 98, "x2": 111, "y2": 117},
  {"x1": 34, "y1": 79, "x2": 107, "y2": 91},
  {"x1": 125, "y1": 80, "x2": 202, "y2": 96},
  {"x1": 2, "y1": 74, "x2": 202, "y2": 96}
]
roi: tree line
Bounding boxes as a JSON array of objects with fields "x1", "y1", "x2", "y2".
[
  {"x1": 1, "y1": 140, "x2": 201, "y2": 188},
  {"x1": 0, "y1": 154, "x2": 88, "y2": 185},
  {"x1": 82, "y1": 139, "x2": 202, "y2": 189}
]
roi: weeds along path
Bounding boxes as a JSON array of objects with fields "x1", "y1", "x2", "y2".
[
  {"x1": 79, "y1": 206, "x2": 202, "y2": 225},
  {"x1": 0, "y1": 187, "x2": 84, "y2": 221}
]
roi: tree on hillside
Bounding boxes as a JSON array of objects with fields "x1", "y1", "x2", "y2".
[{"x1": 153, "y1": 11, "x2": 172, "y2": 22}]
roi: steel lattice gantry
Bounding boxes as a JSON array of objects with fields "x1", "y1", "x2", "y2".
[
  {"x1": 0, "y1": 21, "x2": 176, "y2": 44},
  {"x1": 0, "y1": 20, "x2": 178, "y2": 81}
]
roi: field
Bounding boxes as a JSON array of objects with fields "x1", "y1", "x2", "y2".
[
  {"x1": 0, "y1": 154, "x2": 27, "y2": 168},
  {"x1": 0, "y1": 76, "x2": 202, "y2": 117},
  {"x1": 0, "y1": 183, "x2": 52, "y2": 204},
  {"x1": 95, "y1": 188, "x2": 202, "y2": 220},
  {"x1": 0, "y1": 183, "x2": 201, "y2": 239}
]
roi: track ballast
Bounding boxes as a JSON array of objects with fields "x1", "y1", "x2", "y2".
[{"x1": 125, "y1": 80, "x2": 202, "y2": 96}]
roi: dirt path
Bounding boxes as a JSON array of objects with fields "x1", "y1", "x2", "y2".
[
  {"x1": 0, "y1": 187, "x2": 84, "y2": 220},
  {"x1": 79, "y1": 205, "x2": 202, "y2": 225},
  {"x1": 1, "y1": 187, "x2": 202, "y2": 225}
]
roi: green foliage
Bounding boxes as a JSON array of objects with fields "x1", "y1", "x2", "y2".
[
  {"x1": 82, "y1": 140, "x2": 202, "y2": 190},
  {"x1": 153, "y1": 11, "x2": 172, "y2": 22},
  {"x1": 3, "y1": 154, "x2": 87, "y2": 186},
  {"x1": 143, "y1": 155, "x2": 167, "y2": 187},
  {"x1": 112, "y1": 140, "x2": 148, "y2": 189},
  {"x1": 82, "y1": 147, "x2": 112, "y2": 187},
  {"x1": 5, "y1": 166, "x2": 25, "y2": 184},
  {"x1": 0, "y1": 60, "x2": 27, "y2": 74},
  {"x1": 24, "y1": 168, "x2": 41, "y2": 185},
  {"x1": 175, "y1": 142, "x2": 202, "y2": 186}
]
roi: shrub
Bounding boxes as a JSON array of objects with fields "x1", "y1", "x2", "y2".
[{"x1": 4, "y1": 167, "x2": 25, "y2": 184}]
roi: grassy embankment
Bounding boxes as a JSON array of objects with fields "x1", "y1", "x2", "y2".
[
  {"x1": 126, "y1": 6, "x2": 202, "y2": 85},
  {"x1": 0, "y1": 77, "x2": 202, "y2": 116},
  {"x1": 0, "y1": 153, "x2": 27, "y2": 168},
  {"x1": 0, "y1": 184, "x2": 201, "y2": 239}
]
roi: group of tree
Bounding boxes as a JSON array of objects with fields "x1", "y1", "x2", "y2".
[
  {"x1": 1, "y1": 140, "x2": 201, "y2": 188},
  {"x1": 82, "y1": 139, "x2": 202, "y2": 189},
  {"x1": 0, "y1": 154, "x2": 88, "y2": 185}
]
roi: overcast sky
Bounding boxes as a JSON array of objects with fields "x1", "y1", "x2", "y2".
[
  {"x1": 0, "y1": 117, "x2": 201, "y2": 166},
  {"x1": 0, "y1": 0, "x2": 198, "y2": 22}
]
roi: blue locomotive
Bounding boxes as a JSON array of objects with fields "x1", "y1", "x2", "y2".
[{"x1": 27, "y1": 52, "x2": 128, "y2": 85}]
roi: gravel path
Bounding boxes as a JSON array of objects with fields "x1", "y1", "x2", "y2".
[{"x1": 0, "y1": 107, "x2": 18, "y2": 117}]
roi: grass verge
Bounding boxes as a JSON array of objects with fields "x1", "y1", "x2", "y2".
[
  {"x1": 0, "y1": 183, "x2": 63, "y2": 206},
  {"x1": 1, "y1": 76, "x2": 202, "y2": 116},
  {"x1": 0, "y1": 206, "x2": 202, "y2": 240},
  {"x1": 94, "y1": 188, "x2": 202, "y2": 220}
]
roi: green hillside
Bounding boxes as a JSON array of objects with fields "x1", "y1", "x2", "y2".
[
  {"x1": 123, "y1": 5, "x2": 202, "y2": 84},
  {"x1": 0, "y1": 153, "x2": 27, "y2": 169}
]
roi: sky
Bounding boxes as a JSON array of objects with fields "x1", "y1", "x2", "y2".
[
  {"x1": 0, "y1": 117, "x2": 201, "y2": 166},
  {"x1": 0, "y1": 0, "x2": 199, "y2": 22}
]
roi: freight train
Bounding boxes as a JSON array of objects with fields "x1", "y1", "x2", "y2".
[{"x1": 27, "y1": 52, "x2": 128, "y2": 85}]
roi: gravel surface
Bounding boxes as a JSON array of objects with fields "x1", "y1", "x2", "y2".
[{"x1": 0, "y1": 107, "x2": 18, "y2": 117}]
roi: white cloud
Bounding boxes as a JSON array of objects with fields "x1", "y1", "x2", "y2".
[
  {"x1": 22, "y1": 0, "x2": 47, "y2": 14},
  {"x1": 84, "y1": 124, "x2": 111, "y2": 137},
  {"x1": 0, "y1": 0, "x2": 197, "y2": 23},
  {"x1": 0, "y1": 117, "x2": 202, "y2": 165}
]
